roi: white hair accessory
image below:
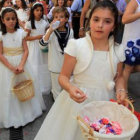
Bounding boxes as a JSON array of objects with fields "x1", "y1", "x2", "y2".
[
  {"x1": 0, "y1": 0, "x2": 3, "y2": 2},
  {"x1": 0, "y1": 7, "x2": 15, "y2": 16},
  {"x1": 32, "y1": 2, "x2": 43, "y2": 8}
]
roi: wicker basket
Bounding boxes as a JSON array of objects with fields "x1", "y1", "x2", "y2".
[
  {"x1": 11, "y1": 72, "x2": 35, "y2": 102},
  {"x1": 77, "y1": 99, "x2": 138, "y2": 140}
]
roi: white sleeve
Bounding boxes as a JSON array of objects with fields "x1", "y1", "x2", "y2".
[
  {"x1": 21, "y1": 30, "x2": 28, "y2": 39},
  {"x1": 25, "y1": 21, "x2": 31, "y2": 30},
  {"x1": 64, "y1": 39, "x2": 77, "y2": 57}
]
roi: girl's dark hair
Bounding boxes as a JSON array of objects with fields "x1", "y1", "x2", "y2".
[
  {"x1": 17, "y1": 0, "x2": 28, "y2": 10},
  {"x1": 54, "y1": 0, "x2": 67, "y2": 7},
  {"x1": 87, "y1": 0, "x2": 118, "y2": 41},
  {"x1": 29, "y1": 3, "x2": 44, "y2": 29},
  {"x1": 0, "y1": 8, "x2": 19, "y2": 34}
]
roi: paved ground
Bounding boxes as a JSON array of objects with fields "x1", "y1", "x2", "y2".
[{"x1": 0, "y1": 72, "x2": 140, "y2": 140}]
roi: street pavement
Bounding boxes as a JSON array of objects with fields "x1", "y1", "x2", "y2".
[{"x1": 0, "y1": 72, "x2": 140, "y2": 140}]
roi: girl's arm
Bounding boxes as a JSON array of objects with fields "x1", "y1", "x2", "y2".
[
  {"x1": 0, "y1": 41, "x2": 17, "y2": 73},
  {"x1": 115, "y1": 62, "x2": 127, "y2": 104},
  {"x1": 16, "y1": 38, "x2": 28, "y2": 73},
  {"x1": 25, "y1": 29, "x2": 43, "y2": 41},
  {"x1": 59, "y1": 54, "x2": 87, "y2": 103},
  {"x1": 122, "y1": 0, "x2": 140, "y2": 24},
  {"x1": 79, "y1": 0, "x2": 90, "y2": 37}
]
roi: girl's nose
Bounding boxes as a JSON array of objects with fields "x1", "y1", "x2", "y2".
[{"x1": 98, "y1": 21, "x2": 103, "y2": 28}]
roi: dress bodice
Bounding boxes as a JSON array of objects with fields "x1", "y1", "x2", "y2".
[
  {"x1": 0, "y1": 29, "x2": 25, "y2": 48},
  {"x1": 25, "y1": 19, "x2": 49, "y2": 37},
  {"x1": 73, "y1": 51, "x2": 114, "y2": 89}
]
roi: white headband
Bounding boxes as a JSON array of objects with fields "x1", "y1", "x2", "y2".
[
  {"x1": 32, "y1": 2, "x2": 43, "y2": 8},
  {"x1": 0, "y1": 7, "x2": 15, "y2": 16}
]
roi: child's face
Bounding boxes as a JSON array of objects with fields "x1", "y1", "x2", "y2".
[
  {"x1": 3, "y1": 0, "x2": 12, "y2": 7},
  {"x1": 58, "y1": 0, "x2": 64, "y2": 6},
  {"x1": 2, "y1": 12, "x2": 17, "y2": 32},
  {"x1": 53, "y1": 12, "x2": 68, "y2": 27},
  {"x1": 33, "y1": 6, "x2": 43, "y2": 21},
  {"x1": 16, "y1": 0, "x2": 22, "y2": 8},
  {"x1": 90, "y1": 8, "x2": 115, "y2": 40}
]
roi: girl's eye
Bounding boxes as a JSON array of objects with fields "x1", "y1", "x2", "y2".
[
  {"x1": 12, "y1": 17, "x2": 16, "y2": 20},
  {"x1": 60, "y1": 15, "x2": 64, "y2": 18},
  {"x1": 6, "y1": 17, "x2": 10, "y2": 21},
  {"x1": 105, "y1": 20, "x2": 111, "y2": 24},
  {"x1": 93, "y1": 18, "x2": 98, "y2": 22}
]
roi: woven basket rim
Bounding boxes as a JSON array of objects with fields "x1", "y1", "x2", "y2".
[{"x1": 12, "y1": 80, "x2": 32, "y2": 91}]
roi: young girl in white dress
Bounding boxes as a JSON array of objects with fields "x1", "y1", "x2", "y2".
[
  {"x1": 34, "y1": 1, "x2": 127, "y2": 140},
  {"x1": 0, "y1": 7, "x2": 46, "y2": 128},
  {"x1": 25, "y1": 2, "x2": 51, "y2": 95},
  {"x1": 16, "y1": 0, "x2": 29, "y2": 29}
]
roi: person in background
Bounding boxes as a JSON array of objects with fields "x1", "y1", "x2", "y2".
[
  {"x1": 25, "y1": 2, "x2": 51, "y2": 95},
  {"x1": 0, "y1": 0, "x2": 11, "y2": 11},
  {"x1": 39, "y1": 7, "x2": 73, "y2": 100},
  {"x1": 79, "y1": 0, "x2": 97, "y2": 38},
  {"x1": 47, "y1": 0, "x2": 72, "y2": 28},
  {"x1": 16, "y1": 0, "x2": 29, "y2": 29},
  {"x1": 67, "y1": 0, "x2": 73, "y2": 7},
  {"x1": 71, "y1": 0, "x2": 86, "y2": 38},
  {"x1": 122, "y1": 0, "x2": 140, "y2": 103},
  {"x1": 112, "y1": 0, "x2": 127, "y2": 44}
]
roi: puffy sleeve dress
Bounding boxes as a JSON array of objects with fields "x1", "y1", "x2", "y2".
[
  {"x1": 0, "y1": 29, "x2": 46, "y2": 128},
  {"x1": 34, "y1": 33, "x2": 125, "y2": 140}
]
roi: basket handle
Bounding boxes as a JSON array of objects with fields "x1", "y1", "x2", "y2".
[
  {"x1": 77, "y1": 116, "x2": 94, "y2": 140},
  {"x1": 124, "y1": 98, "x2": 134, "y2": 113},
  {"x1": 11, "y1": 71, "x2": 32, "y2": 90}
]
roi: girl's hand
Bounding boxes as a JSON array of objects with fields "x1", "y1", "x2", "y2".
[
  {"x1": 68, "y1": 85, "x2": 87, "y2": 103},
  {"x1": 116, "y1": 91, "x2": 128, "y2": 107},
  {"x1": 15, "y1": 66, "x2": 24, "y2": 74},
  {"x1": 36, "y1": 35, "x2": 43, "y2": 40},
  {"x1": 79, "y1": 30, "x2": 85, "y2": 38}
]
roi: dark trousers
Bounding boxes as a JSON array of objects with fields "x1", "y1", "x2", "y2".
[{"x1": 72, "y1": 13, "x2": 81, "y2": 39}]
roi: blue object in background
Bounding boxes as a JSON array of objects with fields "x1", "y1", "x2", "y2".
[
  {"x1": 127, "y1": 41, "x2": 134, "y2": 48},
  {"x1": 125, "y1": 49, "x2": 131, "y2": 57},
  {"x1": 132, "y1": 46, "x2": 139, "y2": 58},
  {"x1": 136, "y1": 39, "x2": 140, "y2": 46}
]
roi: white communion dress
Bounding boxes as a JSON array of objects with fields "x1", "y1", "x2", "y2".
[
  {"x1": 34, "y1": 33, "x2": 125, "y2": 140},
  {"x1": 16, "y1": 8, "x2": 29, "y2": 23},
  {"x1": 25, "y1": 19, "x2": 52, "y2": 94},
  {"x1": 0, "y1": 29, "x2": 46, "y2": 128}
]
